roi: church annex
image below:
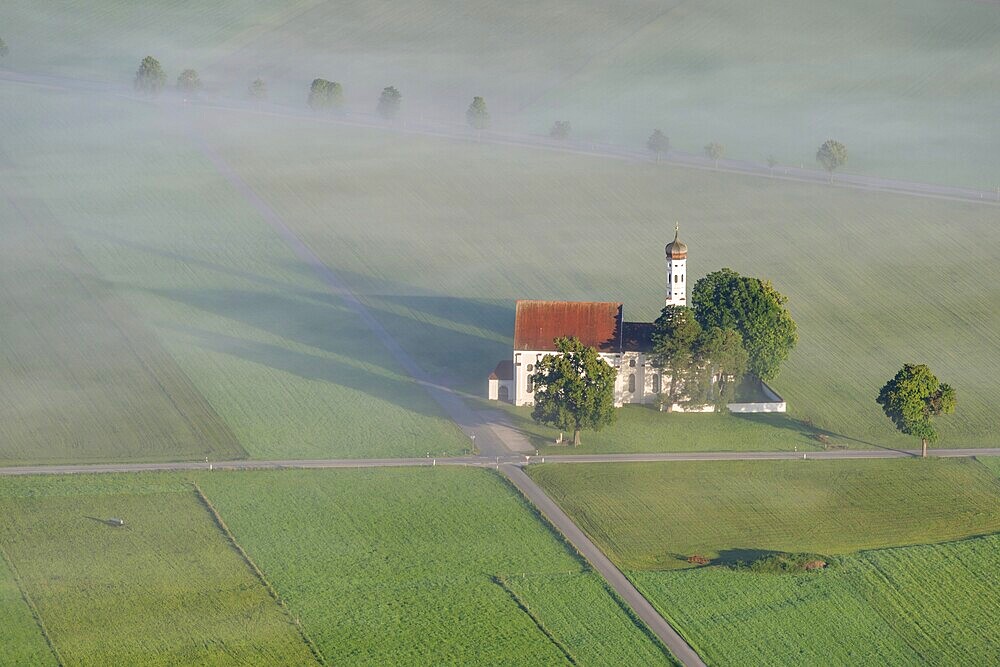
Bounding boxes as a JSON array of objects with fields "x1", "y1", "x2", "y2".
[{"x1": 488, "y1": 226, "x2": 696, "y2": 408}]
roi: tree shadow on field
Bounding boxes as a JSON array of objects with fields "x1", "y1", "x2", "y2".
[
  {"x1": 709, "y1": 548, "x2": 784, "y2": 567},
  {"x1": 731, "y1": 412, "x2": 906, "y2": 453},
  {"x1": 158, "y1": 321, "x2": 451, "y2": 420}
]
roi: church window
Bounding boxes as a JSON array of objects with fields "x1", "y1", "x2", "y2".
[
  {"x1": 527, "y1": 364, "x2": 533, "y2": 372},
  {"x1": 681, "y1": 274, "x2": 684, "y2": 282},
  {"x1": 526, "y1": 376, "x2": 534, "y2": 393},
  {"x1": 674, "y1": 274, "x2": 679, "y2": 283},
  {"x1": 628, "y1": 373, "x2": 636, "y2": 393},
  {"x1": 652, "y1": 374, "x2": 661, "y2": 394},
  {"x1": 629, "y1": 358, "x2": 636, "y2": 368}
]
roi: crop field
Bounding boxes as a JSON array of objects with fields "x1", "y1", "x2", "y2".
[
  {"x1": 0, "y1": 83, "x2": 469, "y2": 462},
  {"x1": 3, "y1": 0, "x2": 998, "y2": 187},
  {"x1": 0, "y1": 554, "x2": 56, "y2": 666},
  {"x1": 634, "y1": 533, "x2": 1000, "y2": 666},
  {"x1": 979, "y1": 456, "x2": 1000, "y2": 480},
  {"x1": 527, "y1": 459, "x2": 1000, "y2": 570},
  {"x1": 0, "y1": 474, "x2": 317, "y2": 665},
  {"x1": 207, "y1": 111, "x2": 1000, "y2": 451},
  {"x1": 0, "y1": 183, "x2": 244, "y2": 465},
  {"x1": 194, "y1": 467, "x2": 674, "y2": 665}
]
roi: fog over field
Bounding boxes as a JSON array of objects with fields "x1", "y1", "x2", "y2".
[{"x1": 0, "y1": 2, "x2": 998, "y2": 665}]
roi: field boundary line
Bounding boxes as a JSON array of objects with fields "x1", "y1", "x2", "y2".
[
  {"x1": 0, "y1": 545, "x2": 66, "y2": 667},
  {"x1": 190, "y1": 482, "x2": 327, "y2": 666},
  {"x1": 492, "y1": 575, "x2": 579, "y2": 665}
]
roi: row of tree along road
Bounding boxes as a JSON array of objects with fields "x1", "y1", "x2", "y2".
[{"x1": 131, "y1": 55, "x2": 852, "y2": 180}]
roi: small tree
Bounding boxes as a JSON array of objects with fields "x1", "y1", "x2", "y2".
[
  {"x1": 705, "y1": 142, "x2": 724, "y2": 168},
  {"x1": 176, "y1": 69, "x2": 201, "y2": 95},
  {"x1": 647, "y1": 129, "x2": 670, "y2": 163},
  {"x1": 248, "y1": 78, "x2": 267, "y2": 100},
  {"x1": 531, "y1": 337, "x2": 616, "y2": 446},
  {"x1": 766, "y1": 155, "x2": 779, "y2": 175},
  {"x1": 377, "y1": 85, "x2": 402, "y2": 119},
  {"x1": 134, "y1": 56, "x2": 166, "y2": 97},
  {"x1": 466, "y1": 96, "x2": 490, "y2": 131},
  {"x1": 0, "y1": 37, "x2": 9, "y2": 58},
  {"x1": 550, "y1": 121, "x2": 571, "y2": 140},
  {"x1": 816, "y1": 139, "x2": 848, "y2": 183},
  {"x1": 876, "y1": 364, "x2": 956, "y2": 458},
  {"x1": 308, "y1": 79, "x2": 344, "y2": 111}
]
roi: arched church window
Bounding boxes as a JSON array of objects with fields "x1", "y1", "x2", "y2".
[
  {"x1": 628, "y1": 374, "x2": 636, "y2": 393},
  {"x1": 652, "y1": 374, "x2": 661, "y2": 394},
  {"x1": 526, "y1": 376, "x2": 533, "y2": 393}
]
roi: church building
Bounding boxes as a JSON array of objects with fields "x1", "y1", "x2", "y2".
[{"x1": 488, "y1": 226, "x2": 696, "y2": 408}]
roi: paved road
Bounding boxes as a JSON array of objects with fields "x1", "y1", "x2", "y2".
[
  {"x1": 1, "y1": 68, "x2": 998, "y2": 208},
  {"x1": 3, "y1": 447, "x2": 998, "y2": 476},
  {"x1": 501, "y1": 463, "x2": 706, "y2": 667}
]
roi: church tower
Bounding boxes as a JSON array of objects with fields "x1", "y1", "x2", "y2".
[{"x1": 665, "y1": 223, "x2": 688, "y2": 307}]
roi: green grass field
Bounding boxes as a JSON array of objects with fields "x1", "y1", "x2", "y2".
[
  {"x1": 207, "y1": 112, "x2": 1000, "y2": 451},
  {"x1": 0, "y1": 475, "x2": 318, "y2": 665},
  {"x1": 0, "y1": 554, "x2": 57, "y2": 666},
  {"x1": 528, "y1": 459, "x2": 1000, "y2": 570},
  {"x1": 0, "y1": 82, "x2": 470, "y2": 463},
  {"x1": 3, "y1": 0, "x2": 997, "y2": 187},
  {"x1": 194, "y1": 467, "x2": 674, "y2": 665},
  {"x1": 634, "y1": 533, "x2": 1000, "y2": 666}
]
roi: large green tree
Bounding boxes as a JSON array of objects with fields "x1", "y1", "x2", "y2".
[
  {"x1": 647, "y1": 129, "x2": 670, "y2": 163},
  {"x1": 531, "y1": 337, "x2": 616, "y2": 446},
  {"x1": 816, "y1": 139, "x2": 848, "y2": 183},
  {"x1": 134, "y1": 56, "x2": 166, "y2": 96},
  {"x1": 876, "y1": 364, "x2": 956, "y2": 457},
  {"x1": 377, "y1": 86, "x2": 402, "y2": 119},
  {"x1": 651, "y1": 306, "x2": 704, "y2": 410},
  {"x1": 550, "y1": 121, "x2": 571, "y2": 140},
  {"x1": 691, "y1": 268, "x2": 797, "y2": 382},
  {"x1": 248, "y1": 78, "x2": 267, "y2": 100},
  {"x1": 466, "y1": 96, "x2": 490, "y2": 131}
]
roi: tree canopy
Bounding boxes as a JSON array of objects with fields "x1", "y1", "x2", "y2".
[
  {"x1": 308, "y1": 79, "x2": 343, "y2": 111},
  {"x1": 816, "y1": 139, "x2": 848, "y2": 182},
  {"x1": 550, "y1": 121, "x2": 571, "y2": 140},
  {"x1": 377, "y1": 86, "x2": 402, "y2": 119},
  {"x1": 134, "y1": 56, "x2": 166, "y2": 96},
  {"x1": 704, "y1": 142, "x2": 724, "y2": 167},
  {"x1": 650, "y1": 306, "x2": 704, "y2": 409},
  {"x1": 647, "y1": 130, "x2": 670, "y2": 162},
  {"x1": 876, "y1": 364, "x2": 956, "y2": 456},
  {"x1": 531, "y1": 337, "x2": 616, "y2": 445},
  {"x1": 176, "y1": 69, "x2": 201, "y2": 94},
  {"x1": 248, "y1": 78, "x2": 267, "y2": 100},
  {"x1": 698, "y1": 326, "x2": 748, "y2": 406},
  {"x1": 466, "y1": 96, "x2": 490, "y2": 131},
  {"x1": 691, "y1": 268, "x2": 797, "y2": 381}
]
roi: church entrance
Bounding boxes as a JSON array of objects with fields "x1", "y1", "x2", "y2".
[{"x1": 498, "y1": 386, "x2": 509, "y2": 402}]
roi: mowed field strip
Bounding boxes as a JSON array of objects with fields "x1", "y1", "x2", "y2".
[
  {"x1": 528, "y1": 458, "x2": 1000, "y2": 665},
  {"x1": 0, "y1": 82, "x2": 470, "y2": 463},
  {"x1": 527, "y1": 458, "x2": 1000, "y2": 570},
  {"x1": 193, "y1": 467, "x2": 675, "y2": 665},
  {"x1": 634, "y1": 533, "x2": 1000, "y2": 666},
  {"x1": 0, "y1": 475, "x2": 319, "y2": 665}
]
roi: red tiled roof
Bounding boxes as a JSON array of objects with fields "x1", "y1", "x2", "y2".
[
  {"x1": 514, "y1": 300, "x2": 622, "y2": 352},
  {"x1": 489, "y1": 359, "x2": 514, "y2": 381}
]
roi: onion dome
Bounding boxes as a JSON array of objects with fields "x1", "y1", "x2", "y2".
[{"x1": 665, "y1": 224, "x2": 687, "y2": 259}]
